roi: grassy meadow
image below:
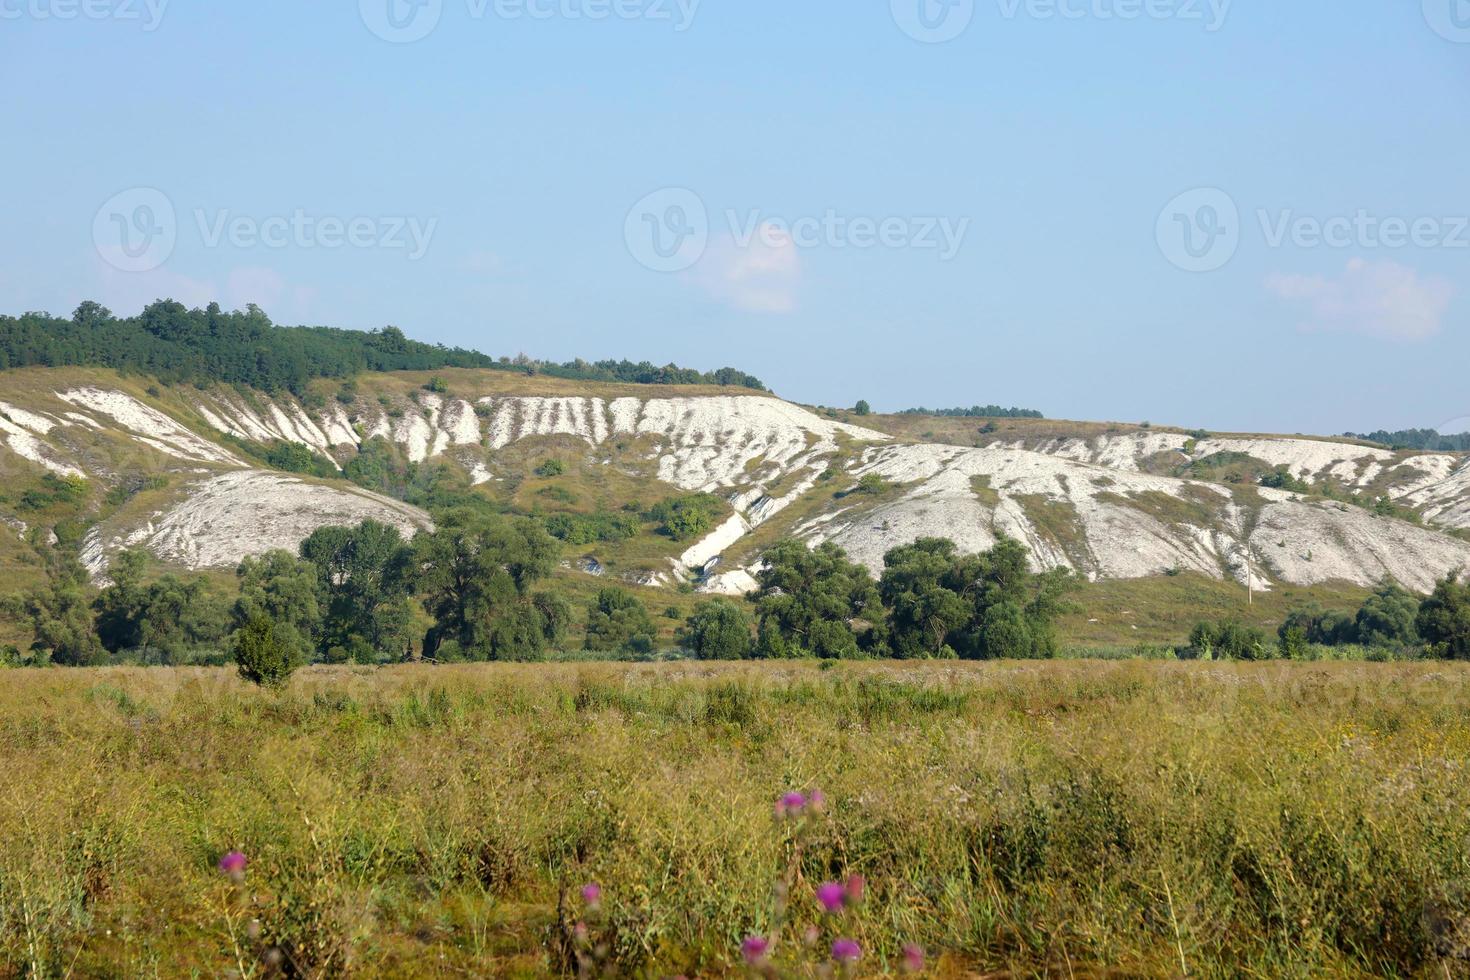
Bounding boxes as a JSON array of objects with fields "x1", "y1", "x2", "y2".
[{"x1": 1, "y1": 660, "x2": 1469, "y2": 977}]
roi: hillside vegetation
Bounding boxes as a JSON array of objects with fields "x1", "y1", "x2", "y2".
[{"x1": 0, "y1": 301, "x2": 764, "y2": 395}]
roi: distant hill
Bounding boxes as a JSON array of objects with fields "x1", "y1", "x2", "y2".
[{"x1": 0, "y1": 299, "x2": 766, "y2": 396}]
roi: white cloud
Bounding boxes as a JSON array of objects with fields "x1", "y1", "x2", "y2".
[
  {"x1": 688, "y1": 223, "x2": 801, "y2": 313},
  {"x1": 1265, "y1": 258, "x2": 1454, "y2": 342}
]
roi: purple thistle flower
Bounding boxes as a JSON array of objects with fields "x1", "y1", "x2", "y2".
[
  {"x1": 776, "y1": 791, "x2": 807, "y2": 818},
  {"x1": 901, "y1": 943, "x2": 926, "y2": 973},
  {"x1": 741, "y1": 935, "x2": 770, "y2": 964},
  {"x1": 831, "y1": 938, "x2": 861, "y2": 963},
  {"x1": 217, "y1": 850, "x2": 247, "y2": 875},
  {"x1": 809, "y1": 788, "x2": 827, "y2": 812},
  {"x1": 816, "y1": 881, "x2": 846, "y2": 913},
  {"x1": 581, "y1": 882, "x2": 602, "y2": 907}
]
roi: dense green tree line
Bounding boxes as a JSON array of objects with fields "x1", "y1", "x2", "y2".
[
  {"x1": 1343, "y1": 428, "x2": 1470, "y2": 452},
  {"x1": 0, "y1": 300, "x2": 765, "y2": 395},
  {"x1": 1187, "y1": 576, "x2": 1470, "y2": 661},
  {"x1": 896, "y1": 405, "x2": 1044, "y2": 419},
  {"x1": 10, "y1": 523, "x2": 1468, "y2": 676}
]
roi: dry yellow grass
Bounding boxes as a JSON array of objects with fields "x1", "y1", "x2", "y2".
[{"x1": 1, "y1": 660, "x2": 1468, "y2": 977}]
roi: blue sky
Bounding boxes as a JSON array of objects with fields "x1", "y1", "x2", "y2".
[{"x1": 3, "y1": 0, "x2": 1468, "y2": 435}]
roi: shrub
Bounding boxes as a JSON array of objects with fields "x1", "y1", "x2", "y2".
[
  {"x1": 1186, "y1": 620, "x2": 1271, "y2": 660},
  {"x1": 679, "y1": 599, "x2": 753, "y2": 660},
  {"x1": 647, "y1": 494, "x2": 724, "y2": 541},
  {"x1": 584, "y1": 588, "x2": 656, "y2": 653},
  {"x1": 232, "y1": 617, "x2": 300, "y2": 686},
  {"x1": 1417, "y1": 572, "x2": 1470, "y2": 659},
  {"x1": 535, "y1": 459, "x2": 565, "y2": 478}
]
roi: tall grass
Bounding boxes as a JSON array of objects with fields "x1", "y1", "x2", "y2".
[{"x1": 0, "y1": 661, "x2": 1467, "y2": 976}]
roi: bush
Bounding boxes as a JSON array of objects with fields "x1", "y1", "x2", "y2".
[
  {"x1": 679, "y1": 599, "x2": 753, "y2": 660},
  {"x1": 232, "y1": 617, "x2": 300, "y2": 686},
  {"x1": 584, "y1": 588, "x2": 657, "y2": 653},
  {"x1": 535, "y1": 459, "x2": 564, "y2": 478},
  {"x1": 1186, "y1": 620, "x2": 1271, "y2": 660},
  {"x1": 647, "y1": 494, "x2": 724, "y2": 541},
  {"x1": 1418, "y1": 572, "x2": 1470, "y2": 660}
]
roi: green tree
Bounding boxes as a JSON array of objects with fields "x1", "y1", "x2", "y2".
[
  {"x1": 754, "y1": 540, "x2": 883, "y2": 659},
  {"x1": 232, "y1": 617, "x2": 301, "y2": 686},
  {"x1": 877, "y1": 538, "x2": 970, "y2": 658},
  {"x1": 301, "y1": 520, "x2": 416, "y2": 661},
  {"x1": 679, "y1": 598, "x2": 753, "y2": 659},
  {"x1": 906, "y1": 536, "x2": 1076, "y2": 660},
  {"x1": 415, "y1": 512, "x2": 562, "y2": 661},
  {"x1": 584, "y1": 587, "x2": 657, "y2": 654},
  {"x1": 1417, "y1": 572, "x2": 1470, "y2": 660},
  {"x1": 1353, "y1": 579, "x2": 1421, "y2": 647},
  {"x1": 25, "y1": 550, "x2": 105, "y2": 666},
  {"x1": 233, "y1": 550, "x2": 322, "y2": 663},
  {"x1": 854, "y1": 400, "x2": 871, "y2": 416}
]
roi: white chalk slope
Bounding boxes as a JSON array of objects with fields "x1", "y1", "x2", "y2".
[{"x1": 2, "y1": 376, "x2": 1469, "y2": 593}]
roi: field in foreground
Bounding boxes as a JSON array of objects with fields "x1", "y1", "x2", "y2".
[{"x1": 2, "y1": 663, "x2": 1469, "y2": 977}]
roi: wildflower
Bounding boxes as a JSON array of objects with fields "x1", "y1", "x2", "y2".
[
  {"x1": 831, "y1": 938, "x2": 861, "y2": 964},
  {"x1": 581, "y1": 882, "x2": 602, "y2": 907},
  {"x1": 776, "y1": 791, "x2": 807, "y2": 818},
  {"x1": 816, "y1": 881, "x2": 846, "y2": 913},
  {"x1": 802, "y1": 923, "x2": 821, "y2": 947},
  {"x1": 217, "y1": 850, "x2": 247, "y2": 876},
  {"x1": 741, "y1": 935, "x2": 770, "y2": 964},
  {"x1": 844, "y1": 874, "x2": 865, "y2": 905},
  {"x1": 809, "y1": 788, "x2": 827, "y2": 812},
  {"x1": 901, "y1": 943, "x2": 925, "y2": 973}
]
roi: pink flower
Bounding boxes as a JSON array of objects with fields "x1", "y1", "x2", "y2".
[
  {"x1": 816, "y1": 881, "x2": 846, "y2": 913},
  {"x1": 901, "y1": 943, "x2": 925, "y2": 973},
  {"x1": 831, "y1": 938, "x2": 861, "y2": 963},
  {"x1": 581, "y1": 883, "x2": 602, "y2": 907},
  {"x1": 844, "y1": 874, "x2": 865, "y2": 905},
  {"x1": 776, "y1": 791, "x2": 807, "y2": 818},
  {"x1": 809, "y1": 789, "x2": 826, "y2": 812},
  {"x1": 741, "y1": 935, "x2": 770, "y2": 964},
  {"x1": 217, "y1": 850, "x2": 247, "y2": 875}
]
